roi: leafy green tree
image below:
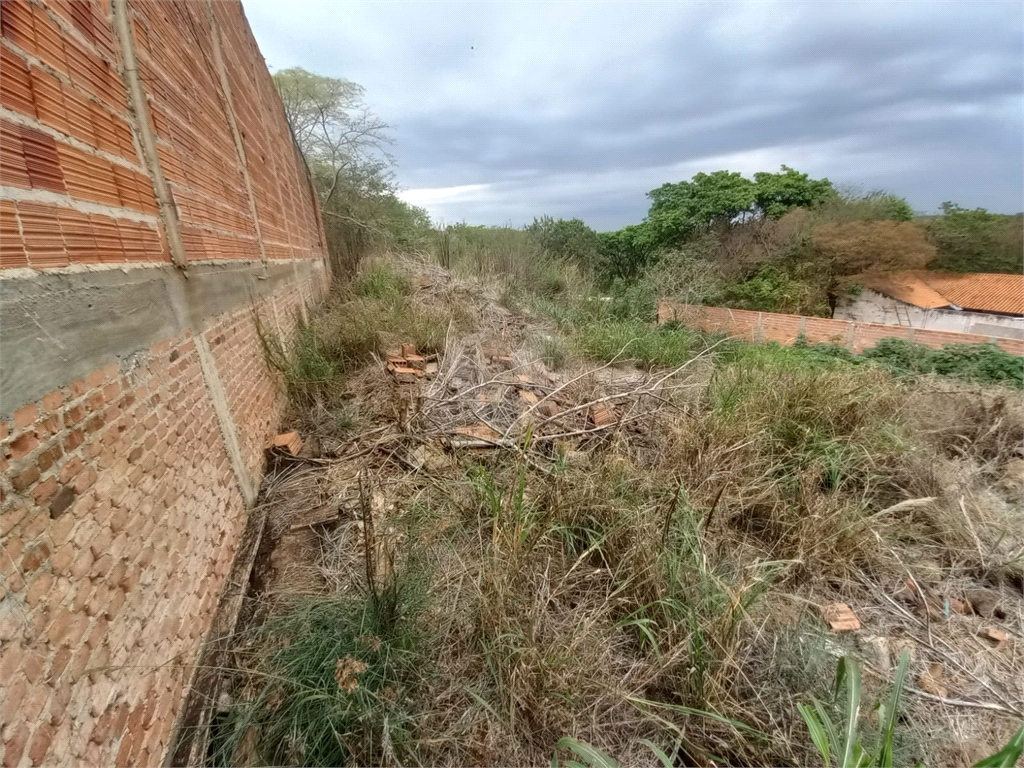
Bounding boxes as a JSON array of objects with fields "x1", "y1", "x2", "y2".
[
  {"x1": 646, "y1": 171, "x2": 755, "y2": 247},
  {"x1": 926, "y1": 203, "x2": 1024, "y2": 273},
  {"x1": 597, "y1": 223, "x2": 654, "y2": 283},
  {"x1": 752, "y1": 165, "x2": 835, "y2": 219},
  {"x1": 526, "y1": 216, "x2": 603, "y2": 266}
]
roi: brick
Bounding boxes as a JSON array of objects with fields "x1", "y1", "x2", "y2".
[
  {"x1": 21, "y1": 682, "x2": 49, "y2": 723},
  {"x1": 28, "y1": 721, "x2": 55, "y2": 766},
  {"x1": 59, "y1": 457, "x2": 84, "y2": 483},
  {"x1": 20, "y1": 541, "x2": 49, "y2": 572},
  {"x1": 21, "y1": 650, "x2": 46, "y2": 684},
  {"x1": 31, "y1": 476, "x2": 59, "y2": 504},
  {"x1": 41, "y1": 389, "x2": 64, "y2": 412},
  {"x1": 102, "y1": 382, "x2": 120, "y2": 402},
  {"x1": 47, "y1": 544, "x2": 74, "y2": 576},
  {"x1": 73, "y1": 465, "x2": 97, "y2": 493},
  {"x1": 13, "y1": 403, "x2": 38, "y2": 430},
  {"x1": 25, "y1": 572, "x2": 54, "y2": 604},
  {"x1": 70, "y1": 549, "x2": 94, "y2": 580},
  {"x1": 64, "y1": 405, "x2": 86, "y2": 426},
  {"x1": 88, "y1": 527, "x2": 113, "y2": 559},
  {"x1": 0, "y1": 641, "x2": 24, "y2": 681},
  {"x1": 85, "y1": 616, "x2": 108, "y2": 649},
  {"x1": 10, "y1": 431, "x2": 38, "y2": 459},
  {"x1": 103, "y1": 587, "x2": 126, "y2": 619},
  {"x1": 64, "y1": 428, "x2": 86, "y2": 452},
  {"x1": 37, "y1": 415, "x2": 61, "y2": 436},
  {"x1": 1, "y1": 723, "x2": 30, "y2": 768},
  {"x1": 48, "y1": 646, "x2": 73, "y2": 682},
  {"x1": 90, "y1": 553, "x2": 113, "y2": 579}
]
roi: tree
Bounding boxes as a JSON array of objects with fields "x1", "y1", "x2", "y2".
[
  {"x1": 273, "y1": 67, "x2": 393, "y2": 207},
  {"x1": 526, "y1": 216, "x2": 603, "y2": 266},
  {"x1": 752, "y1": 165, "x2": 834, "y2": 219},
  {"x1": 926, "y1": 203, "x2": 1023, "y2": 273},
  {"x1": 646, "y1": 171, "x2": 755, "y2": 247},
  {"x1": 640, "y1": 167, "x2": 833, "y2": 251}
]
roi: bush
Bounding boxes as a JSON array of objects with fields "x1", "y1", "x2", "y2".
[
  {"x1": 861, "y1": 338, "x2": 1023, "y2": 388},
  {"x1": 722, "y1": 265, "x2": 829, "y2": 316}
]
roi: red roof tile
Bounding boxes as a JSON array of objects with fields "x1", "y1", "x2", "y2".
[{"x1": 862, "y1": 271, "x2": 1023, "y2": 316}]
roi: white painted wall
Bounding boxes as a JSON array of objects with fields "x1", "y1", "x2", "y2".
[{"x1": 834, "y1": 288, "x2": 1024, "y2": 340}]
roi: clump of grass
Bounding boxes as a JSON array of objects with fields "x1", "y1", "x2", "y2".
[
  {"x1": 574, "y1": 320, "x2": 697, "y2": 368},
  {"x1": 213, "y1": 570, "x2": 427, "y2": 766},
  {"x1": 537, "y1": 334, "x2": 571, "y2": 370},
  {"x1": 258, "y1": 260, "x2": 475, "y2": 413}
]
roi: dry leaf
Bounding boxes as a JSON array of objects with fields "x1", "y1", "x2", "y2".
[
  {"x1": 918, "y1": 662, "x2": 947, "y2": 697},
  {"x1": 334, "y1": 656, "x2": 368, "y2": 693},
  {"x1": 980, "y1": 627, "x2": 1007, "y2": 649}
]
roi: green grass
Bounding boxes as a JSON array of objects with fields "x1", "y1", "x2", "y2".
[
  {"x1": 257, "y1": 261, "x2": 473, "y2": 408},
  {"x1": 212, "y1": 575, "x2": 428, "y2": 767},
  {"x1": 718, "y1": 336, "x2": 1023, "y2": 389}
]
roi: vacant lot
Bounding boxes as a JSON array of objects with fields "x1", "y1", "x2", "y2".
[{"x1": 210, "y1": 256, "x2": 1023, "y2": 767}]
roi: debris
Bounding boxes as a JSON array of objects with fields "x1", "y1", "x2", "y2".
[
  {"x1": 859, "y1": 635, "x2": 891, "y2": 673},
  {"x1": 947, "y1": 597, "x2": 971, "y2": 615},
  {"x1": 406, "y1": 354, "x2": 426, "y2": 370},
  {"x1": 406, "y1": 445, "x2": 427, "y2": 470},
  {"x1": 516, "y1": 374, "x2": 534, "y2": 385},
  {"x1": 965, "y1": 589, "x2": 999, "y2": 618},
  {"x1": 493, "y1": 355, "x2": 513, "y2": 369},
  {"x1": 422, "y1": 445, "x2": 452, "y2": 472},
  {"x1": 424, "y1": 361, "x2": 439, "y2": 376},
  {"x1": 334, "y1": 656, "x2": 368, "y2": 693},
  {"x1": 271, "y1": 431, "x2": 302, "y2": 455},
  {"x1": 455, "y1": 423, "x2": 501, "y2": 442},
  {"x1": 450, "y1": 423, "x2": 504, "y2": 449},
  {"x1": 979, "y1": 627, "x2": 1007, "y2": 649},
  {"x1": 821, "y1": 602, "x2": 861, "y2": 632},
  {"x1": 890, "y1": 637, "x2": 916, "y2": 663},
  {"x1": 589, "y1": 403, "x2": 616, "y2": 427},
  {"x1": 537, "y1": 400, "x2": 561, "y2": 418},
  {"x1": 918, "y1": 662, "x2": 948, "y2": 697},
  {"x1": 401, "y1": 343, "x2": 417, "y2": 357},
  {"x1": 518, "y1": 389, "x2": 539, "y2": 404},
  {"x1": 288, "y1": 504, "x2": 343, "y2": 532},
  {"x1": 391, "y1": 365, "x2": 422, "y2": 384}
]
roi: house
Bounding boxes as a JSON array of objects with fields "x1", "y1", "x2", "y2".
[{"x1": 833, "y1": 271, "x2": 1024, "y2": 340}]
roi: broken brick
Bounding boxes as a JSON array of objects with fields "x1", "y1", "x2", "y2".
[
  {"x1": 589, "y1": 403, "x2": 616, "y2": 427},
  {"x1": 821, "y1": 602, "x2": 861, "y2": 632},
  {"x1": 271, "y1": 432, "x2": 302, "y2": 456}
]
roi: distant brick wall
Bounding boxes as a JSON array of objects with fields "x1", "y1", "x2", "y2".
[
  {"x1": 1, "y1": 1, "x2": 330, "y2": 766},
  {"x1": 658, "y1": 302, "x2": 1024, "y2": 357}
]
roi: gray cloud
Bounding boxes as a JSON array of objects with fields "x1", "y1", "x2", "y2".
[{"x1": 244, "y1": 0, "x2": 1023, "y2": 230}]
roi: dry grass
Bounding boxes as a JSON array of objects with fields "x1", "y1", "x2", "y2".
[{"x1": 216, "y1": 257, "x2": 1024, "y2": 768}]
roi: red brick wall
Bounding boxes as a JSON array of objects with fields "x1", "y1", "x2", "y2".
[
  {"x1": 1, "y1": 2, "x2": 329, "y2": 765},
  {"x1": 1, "y1": 0, "x2": 323, "y2": 268},
  {"x1": 658, "y1": 302, "x2": 1024, "y2": 358},
  {"x1": 0, "y1": 275, "x2": 328, "y2": 767}
]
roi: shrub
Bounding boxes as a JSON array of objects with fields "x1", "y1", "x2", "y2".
[{"x1": 861, "y1": 338, "x2": 1023, "y2": 388}]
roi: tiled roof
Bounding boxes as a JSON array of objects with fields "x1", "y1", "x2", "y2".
[{"x1": 862, "y1": 271, "x2": 1024, "y2": 315}]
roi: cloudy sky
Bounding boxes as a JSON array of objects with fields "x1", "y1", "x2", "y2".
[{"x1": 244, "y1": 0, "x2": 1023, "y2": 231}]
